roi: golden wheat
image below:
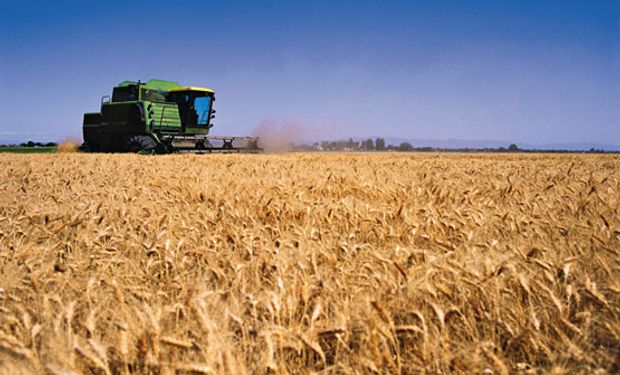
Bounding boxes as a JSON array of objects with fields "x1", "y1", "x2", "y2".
[{"x1": 0, "y1": 153, "x2": 618, "y2": 374}]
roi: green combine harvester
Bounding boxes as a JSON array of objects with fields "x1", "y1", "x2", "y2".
[{"x1": 82, "y1": 79, "x2": 260, "y2": 153}]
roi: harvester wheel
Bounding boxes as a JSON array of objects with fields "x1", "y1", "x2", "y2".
[
  {"x1": 126, "y1": 135, "x2": 157, "y2": 153},
  {"x1": 155, "y1": 141, "x2": 170, "y2": 154}
]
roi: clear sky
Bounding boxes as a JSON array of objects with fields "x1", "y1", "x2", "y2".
[{"x1": 1, "y1": 0, "x2": 618, "y2": 146}]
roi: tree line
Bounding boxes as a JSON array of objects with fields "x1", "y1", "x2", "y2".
[
  {"x1": 293, "y1": 138, "x2": 520, "y2": 152},
  {"x1": 0, "y1": 141, "x2": 58, "y2": 148},
  {"x1": 302, "y1": 138, "x2": 415, "y2": 152},
  {"x1": 291, "y1": 139, "x2": 617, "y2": 153}
]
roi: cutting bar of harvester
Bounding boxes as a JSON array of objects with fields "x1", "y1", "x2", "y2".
[{"x1": 161, "y1": 135, "x2": 262, "y2": 153}]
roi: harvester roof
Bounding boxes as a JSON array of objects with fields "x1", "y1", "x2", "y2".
[
  {"x1": 114, "y1": 80, "x2": 214, "y2": 94},
  {"x1": 168, "y1": 86, "x2": 214, "y2": 93}
]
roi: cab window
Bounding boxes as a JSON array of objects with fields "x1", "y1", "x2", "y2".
[{"x1": 193, "y1": 96, "x2": 212, "y2": 125}]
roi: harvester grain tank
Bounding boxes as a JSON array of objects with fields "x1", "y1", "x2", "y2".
[{"x1": 82, "y1": 79, "x2": 260, "y2": 153}]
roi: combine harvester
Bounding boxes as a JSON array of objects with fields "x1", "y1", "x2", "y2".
[{"x1": 82, "y1": 79, "x2": 260, "y2": 153}]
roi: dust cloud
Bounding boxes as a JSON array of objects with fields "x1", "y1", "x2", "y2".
[
  {"x1": 251, "y1": 121, "x2": 305, "y2": 152},
  {"x1": 56, "y1": 138, "x2": 80, "y2": 153}
]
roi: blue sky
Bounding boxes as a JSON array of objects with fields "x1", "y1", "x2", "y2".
[{"x1": 1, "y1": 0, "x2": 618, "y2": 146}]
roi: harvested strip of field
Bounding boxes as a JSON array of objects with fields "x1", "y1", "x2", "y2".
[{"x1": 0, "y1": 153, "x2": 618, "y2": 374}]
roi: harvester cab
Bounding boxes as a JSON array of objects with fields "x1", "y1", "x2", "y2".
[
  {"x1": 82, "y1": 79, "x2": 260, "y2": 153},
  {"x1": 167, "y1": 87, "x2": 215, "y2": 131}
]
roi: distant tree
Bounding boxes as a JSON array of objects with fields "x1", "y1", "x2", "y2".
[
  {"x1": 508, "y1": 144, "x2": 519, "y2": 152},
  {"x1": 26, "y1": 141, "x2": 35, "y2": 147},
  {"x1": 362, "y1": 138, "x2": 374, "y2": 150},
  {"x1": 45, "y1": 142, "x2": 58, "y2": 147},
  {"x1": 375, "y1": 138, "x2": 386, "y2": 151},
  {"x1": 347, "y1": 138, "x2": 358, "y2": 150},
  {"x1": 398, "y1": 142, "x2": 414, "y2": 151}
]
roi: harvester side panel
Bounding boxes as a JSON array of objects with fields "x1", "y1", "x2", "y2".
[{"x1": 146, "y1": 102, "x2": 182, "y2": 132}]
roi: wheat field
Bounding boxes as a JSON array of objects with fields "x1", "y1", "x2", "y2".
[{"x1": 0, "y1": 153, "x2": 618, "y2": 374}]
